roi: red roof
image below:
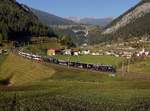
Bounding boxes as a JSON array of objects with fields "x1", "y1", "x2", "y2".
[{"x1": 48, "y1": 48, "x2": 60, "y2": 51}]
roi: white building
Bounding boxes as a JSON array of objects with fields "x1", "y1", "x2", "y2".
[
  {"x1": 74, "y1": 52, "x2": 79, "y2": 56},
  {"x1": 91, "y1": 52, "x2": 100, "y2": 56},
  {"x1": 64, "y1": 49, "x2": 71, "y2": 55},
  {"x1": 136, "y1": 48, "x2": 149, "y2": 57},
  {"x1": 81, "y1": 50, "x2": 90, "y2": 55}
]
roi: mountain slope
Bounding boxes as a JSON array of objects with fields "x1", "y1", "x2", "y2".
[
  {"x1": 79, "y1": 17, "x2": 113, "y2": 27},
  {"x1": 0, "y1": 0, "x2": 55, "y2": 42},
  {"x1": 66, "y1": 17, "x2": 113, "y2": 27},
  {"x1": 30, "y1": 8, "x2": 76, "y2": 26},
  {"x1": 102, "y1": 0, "x2": 150, "y2": 41}
]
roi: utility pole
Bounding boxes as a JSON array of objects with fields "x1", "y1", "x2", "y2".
[
  {"x1": 77, "y1": 55, "x2": 80, "y2": 62},
  {"x1": 67, "y1": 56, "x2": 70, "y2": 68},
  {"x1": 122, "y1": 61, "x2": 125, "y2": 78},
  {"x1": 127, "y1": 59, "x2": 130, "y2": 73}
]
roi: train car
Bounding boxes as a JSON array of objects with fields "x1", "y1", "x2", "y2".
[{"x1": 58, "y1": 60, "x2": 68, "y2": 66}]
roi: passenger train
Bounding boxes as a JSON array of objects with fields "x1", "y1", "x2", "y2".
[{"x1": 18, "y1": 51, "x2": 116, "y2": 73}]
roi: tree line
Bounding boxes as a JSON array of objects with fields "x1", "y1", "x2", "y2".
[{"x1": 0, "y1": 0, "x2": 56, "y2": 44}]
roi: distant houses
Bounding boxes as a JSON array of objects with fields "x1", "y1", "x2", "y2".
[
  {"x1": 46, "y1": 47, "x2": 150, "y2": 60},
  {"x1": 133, "y1": 48, "x2": 149, "y2": 58},
  {"x1": 47, "y1": 48, "x2": 88, "y2": 56},
  {"x1": 71, "y1": 49, "x2": 80, "y2": 56},
  {"x1": 120, "y1": 51, "x2": 132, "y2": 59},
  {"x1": 91, "y1": 52, "x2": 100, "y2": 56},
  {"x1": 0, "y1": 49, "x2": 8, "y2": 55},
  {"x1": 81, "y1": 50, "x2": 90, "y2": 55},
  {"x1": 138, "y1": 49, "x2": 149, "y2": 57},
  {"x1": 46, "y1": 48, "x2": 128, "y2": 57}
]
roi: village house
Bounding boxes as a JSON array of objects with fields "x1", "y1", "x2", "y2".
[
  {"x1": 63, "y1": 49, "x2": 80, "y2": 56},
  {"x1": 71, "y1": 49, "x2": 80, "y2": 56},
  {"x1": 104, "y1": 51, "x2": 112, "y2": 56},
  {"x1": 135, "y1": 49, "x2": 149, "y2": 57},
  {"x1": 81, "y1": 50, "x2": 90, "y2": 55},
  {"x1": 63, "y1": 49, "x2": 71, "y2": 55},
  {"x1": 91, "y1": 52, "x2": 100, "y2": 56},
  {"x1": 122, "y1": 51, "x2": 132, "y2": 59},
  {"x1": 73, "y1": 51, "x2": 79, "y2": 56},
  {"x1": 0, "y1": 49, "x2": 8, "y2": 55},
  {"x1": 82, "y1": 43, "x2": 88, "y2": 47},
  {"x1": 47, "y1": 48, "x2": 55, "y2": 56},
  {"x1": 47, "y1": 48, "x2": 61, "y2": 56},
  {"x1": 114, "y1": 54, "x2": 120, "y2": 57}
]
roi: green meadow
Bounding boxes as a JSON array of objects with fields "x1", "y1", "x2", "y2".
[
  {"x1": 54, "y1": 55, "x2": 124, "y2": 67},
  {"x1": 128, "y1": 57, "x2": 150, "y2": 74},
  {"x1": 0, "y1": 54, "x2": 150, "y2": 111}
]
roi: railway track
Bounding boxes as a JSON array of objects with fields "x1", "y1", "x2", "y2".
[{"x1": 17, "y1": 51, "x2": 116, "y2": 74}]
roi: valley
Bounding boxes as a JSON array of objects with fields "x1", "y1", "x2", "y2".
[
  {"x1": 1, "y1": 52, "x2": 150, "y2": 111},
  {"x1": 0, "y1": 0, "x2": 150, "y2": 111}
]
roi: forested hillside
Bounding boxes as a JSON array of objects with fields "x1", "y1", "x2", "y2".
[{"x1": 0, "y1": 0, "x2": 56, "y2": 43}]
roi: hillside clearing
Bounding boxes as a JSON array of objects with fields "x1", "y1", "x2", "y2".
[{"x1": 0, "y1": 54, "x2": 55, "y2": 86}]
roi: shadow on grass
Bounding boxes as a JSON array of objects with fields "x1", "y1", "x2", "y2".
[{"x1": 0, "y1": 74, "x2": 13, "y2": 86}]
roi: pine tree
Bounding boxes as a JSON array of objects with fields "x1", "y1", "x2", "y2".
[{"x1": 0, "y1": 33, "x2": 3, "y2": 45}]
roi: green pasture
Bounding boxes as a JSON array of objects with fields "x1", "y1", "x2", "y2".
[
  {"x1": 0, "y1": 54, "x2": 150, "y2": 111},
  {"x1": 128, "y1": 57, "x2": 150, "y2": 74},
  {"x1": 54, "y1": 55, "x2": 124, "y2": 67}
]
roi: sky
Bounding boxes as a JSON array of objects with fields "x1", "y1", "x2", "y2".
[{"x1": 17, "y1": 0, "x2": 140, "y2": 18}]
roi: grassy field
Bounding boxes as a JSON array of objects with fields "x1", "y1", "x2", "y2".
[
  {"x1": 0, "y1": 54, "x2": 150, "y2": 111},
  {"x1": 0, "y1": 54, "x2": 55, "y2": 86},
  {"x1": 0, "y1": 55, "x2": 7, "y2": 66},
  {"x1": 54, "y1": 55, "x2": 124, "y2": 67},
  {"x1": 128, "y1": 57, "x2": 150, "y2": 74}
]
